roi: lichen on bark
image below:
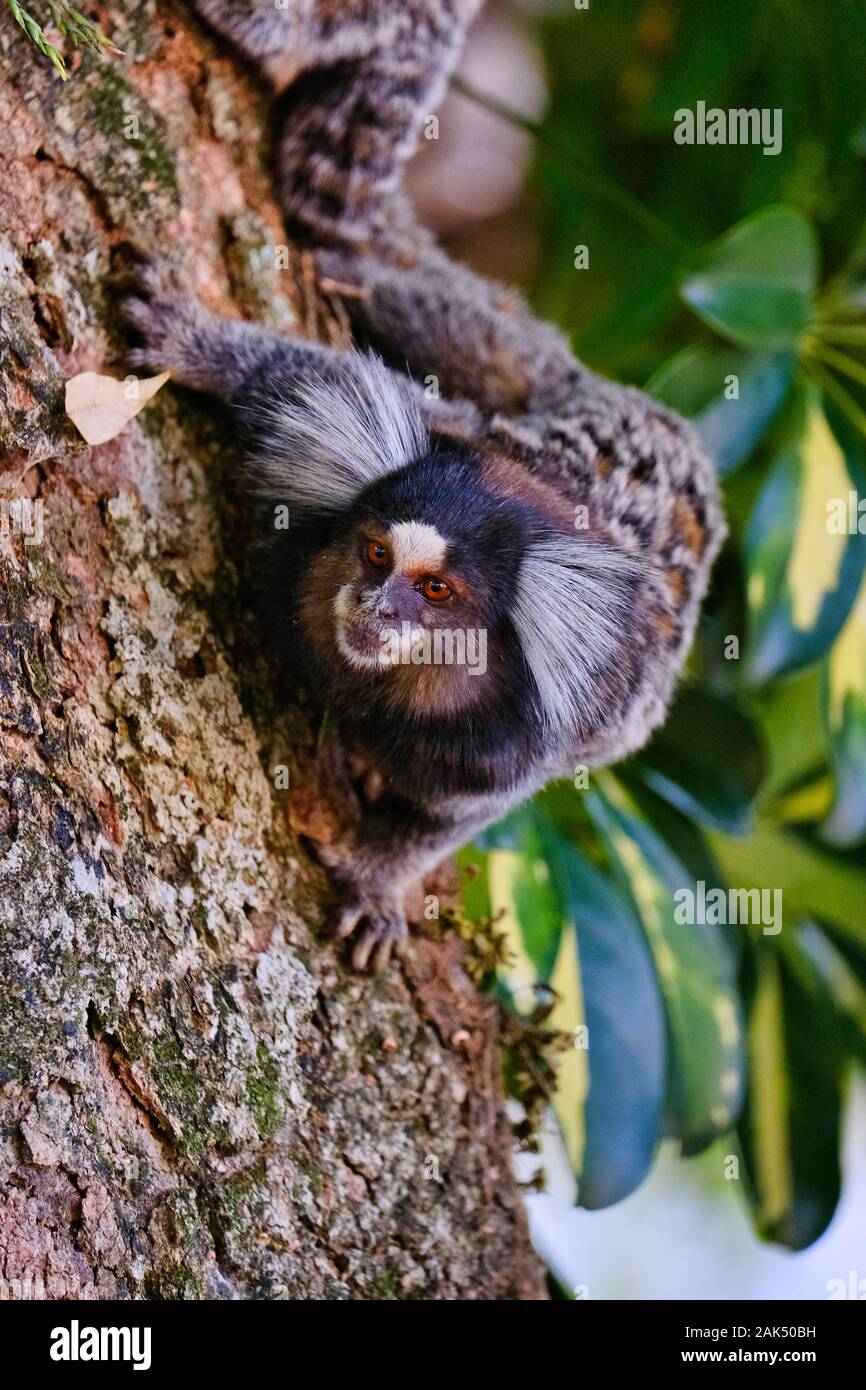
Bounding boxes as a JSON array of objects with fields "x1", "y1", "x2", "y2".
[{"x1": 0, "y1": 0, "x2": 545, "y2": 1300}]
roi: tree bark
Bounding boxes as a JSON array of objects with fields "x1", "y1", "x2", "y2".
[{"x1": 0, "y1": 0, "x2": 544, "y2": 1300}]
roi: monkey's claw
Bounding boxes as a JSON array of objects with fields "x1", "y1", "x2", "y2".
[
  {"x1": 331, "y1": 894, "x2": 407, "y2": 973},
  {"x1": 114, "y1": 254, "x2": 200, "y2": 376}
]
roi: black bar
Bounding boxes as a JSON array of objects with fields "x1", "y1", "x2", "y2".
[{"x1": 0, "y1": 1297, "x2": 856, "y2": 1375}]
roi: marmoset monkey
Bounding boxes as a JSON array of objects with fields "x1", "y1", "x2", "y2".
[{"x1": 121, "y1": 0, "x2": 725, "y2": 971}]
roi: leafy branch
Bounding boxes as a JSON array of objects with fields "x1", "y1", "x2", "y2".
[{"x1": 7, "y1": 0, "x2": 115, "y2": 80}]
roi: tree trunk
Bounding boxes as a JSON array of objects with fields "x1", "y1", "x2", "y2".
[{"x1": 0, "y1": 0, "x2": 544, "y2": 1300}]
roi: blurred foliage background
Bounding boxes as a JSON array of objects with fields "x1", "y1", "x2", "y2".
[{"x1": 441, "y1": 0, "x2": 866, "y2": 1262}]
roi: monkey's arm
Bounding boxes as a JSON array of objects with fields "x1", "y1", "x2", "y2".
[
  {"x1": 316, "y1": 238, "x2": 591, "y2": 418},
  {"x1": 120, "y1": 260, "x2": 476, "y2": 438},
  {"x1": 183, "y1": 0, "x2": 585, "y2": 416},
  {"x1": 189, "y1": 0, "x2": 482, "y2": 249},
  {"x1": 121, "y1": 262, "x2": 344, "y2": 399}
]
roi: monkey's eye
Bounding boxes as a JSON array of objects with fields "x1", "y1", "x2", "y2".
[
  {"x1": 365, "y1": 541, "x2": 390, "y2": 569},
  {"x1": 420, "y1": 576, "x2": 452, "y2": 603}
]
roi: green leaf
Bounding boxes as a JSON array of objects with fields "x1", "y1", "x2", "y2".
[
  {"x1": 455, "y1": 843, "x2": 492, "y2": 923},
  {"x1": 632, "y1": 687, "x2": 766, "y2": 833},
  {"x1": 647, "y1": 345, "x2": 794, "y2": 475},
  {"x1": 485, "y1": 799, "x2": 668, "y2": 1206},
  {"x1": 621, "y1": 781, "x2": 731, "y2": 898},
  {"x1": 681, "y1": 206, "x2": 818, "y2": 350},
  {"x1": 480, "y1": 799, "x2": 669, "y2": 1205},
  {"x1": 483, "y1": 805, "x2": 565, "y2": 983},
  {"x1": 587, "y1": 778, "x2": 744, "y2": 1150},
  {"x1": 737, "y1": 938, "x2": 844, "y2": 1250},
  {"x1": 821, "y1": 574, "x2": 866, "y2": 847},
  {"x1": 482, "y1": 806, "x2": 582, "y2": 1169},
  {"x1": 708, "y1": 821, "x2": 866, "y2": 952},
  {"x1": 796, "y1": 923, "x2": 866, "y2": 1072},
  {"x1": 754, "y1": 667, "x2": 826, "y2": 804},
  {"x1": 744, "y1": 383, "x2": 866, "y2": 683},
  {"x1": 556, "y1": 839, "x2": 666, "y2": 1209}
]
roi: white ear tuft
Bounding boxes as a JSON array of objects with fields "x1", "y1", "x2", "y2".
[
  {"x1": 512, "y1": 535, "x2": 642, "y2": 735},
  {"x1": 246, "y1": 353, "x2": 427, "y2": 513}
]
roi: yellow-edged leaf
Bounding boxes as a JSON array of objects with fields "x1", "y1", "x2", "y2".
[
  {"x1": 547, "y1": 920, "x2": 587, "y2": 1174},
  {"x1": 745, "y1": 384, "x2": 866, "y2": 682},
  {"x1": 828, "y1": 577, "x2": 866, "y2": 730},
  {"x1": 822, "y1": 574, "x2": 866, "y2": 845},
  {"x1": 487, "y1": 848, "x2": 540, "y2": 996},
  {"x1": 786, "y1": 399, "x2": 850, "y2": 631},
  {"x1": 748, "y1": 948, "x2": 792, "y2": 1229}
]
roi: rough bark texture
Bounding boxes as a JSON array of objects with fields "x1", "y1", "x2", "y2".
[{"x1": 0, "y1": 0, "x2": 545, "y2": 1300}]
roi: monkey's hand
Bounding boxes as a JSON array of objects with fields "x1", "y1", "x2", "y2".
[
  {"x1": 116, "y1": 254, "x2": 318, "y2": 400},
  {"x1": 314, "y1": 795, "x2": 488, "y2": 973},
  {"x1": 117, "y1": 256, "x2": 216, "y2": 381},
  {"x1": 333, "y1": 883, "x2": 409, "y2": 974},
  {"x1": 318, "y1": 841, "x2": 409, "y2": 973}
]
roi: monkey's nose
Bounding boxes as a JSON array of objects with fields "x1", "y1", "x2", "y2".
[
  {"x1": 375, "y1": 603, "x2": 399, "y2": 622},
  {"x1": 359, "y1": 589, "x2": 398, "y2": 620}
]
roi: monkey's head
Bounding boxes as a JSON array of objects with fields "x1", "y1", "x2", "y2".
[
  {"x1": 253, "y1": 354, "x2": 644, "y2": 742},
  {"x1": 298, "y1": 447, "x2": 538, "y2": 719}
]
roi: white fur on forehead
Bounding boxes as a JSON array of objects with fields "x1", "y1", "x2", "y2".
[
  {"x1": 249, "y1": 353, "x2": 427, "y2": 513},
  {"x1": 388, "y1": 521, "x2": 447, "y2": 573},
  {"x1": 513, "y1": 536, "x2": 641, "y2": 734}
]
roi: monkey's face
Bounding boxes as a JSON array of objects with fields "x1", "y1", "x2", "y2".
[
  {"x1": 334, "y1": 519, "x2": 472, "y2": 669},
  {"x1": 297, "y1": 451, "x2": 531, "y2": 717},
  {"x1": 305, "y1": 515, "x2": 500, "y2": 717},
  {"x1": 295, "y1": 446, "x2": 636, "y2": 735}
]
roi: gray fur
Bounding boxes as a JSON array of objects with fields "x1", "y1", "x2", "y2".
[{"x1": 513, "y1": 538, "x2": 643, "y2": 737}]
